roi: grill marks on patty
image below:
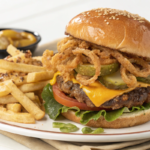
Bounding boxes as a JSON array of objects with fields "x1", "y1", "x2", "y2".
[{"x1": 56, "y1": 76, "x2": 150, "y2": 110}]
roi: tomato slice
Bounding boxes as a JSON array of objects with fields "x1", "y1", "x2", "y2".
[{"x1": 52, "y1": 84, "x2": 111, "y2": 111}]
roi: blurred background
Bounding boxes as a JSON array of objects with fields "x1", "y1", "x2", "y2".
[{"x1": 0, "y1": 0, "x2": 150, "y2": 45}]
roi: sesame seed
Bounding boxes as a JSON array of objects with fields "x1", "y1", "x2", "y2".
[
  {"x1": 104, "y1": 20, "x2": 107, "y2": 22},
  {"x1": 83, "y1": 8, "x2": 146, "y2": 22},
  {"x1": 106, "y1": 22, "x2": 109, "y2": 24},
  {"x1": 139, "y1": 21, "x2": 144, "y2": 23},
  {"x1": 112, "y1": 16, "x2": 115, "y2": 19},
  {"x1": 127, "y1": 14, "x2": 131, "y2": 18}
]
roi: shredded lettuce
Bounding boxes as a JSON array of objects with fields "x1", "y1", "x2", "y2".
[
  {"x1": 82, "y1": 127, "x2": 104, "y2": 134},
  {"x1": 53, "y1": 122, "x2": 79, "y2": 133},
  {"x1": 42, "y1": 84, "x2": 150, "y2": 124}
]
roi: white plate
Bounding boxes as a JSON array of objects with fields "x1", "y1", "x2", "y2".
[
  {"x1": 1, "y1": 40, "x2": 150, "y2": 143},
  {"x1": 0, "y1": 115, "x2": 150, "y2": 143}
]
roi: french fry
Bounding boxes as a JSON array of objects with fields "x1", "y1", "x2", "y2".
[
  {"x1": 5, "y1": 80, "x2": 45, "y2": 120},
  {"x1": 8, "y1": 53, "x2": 25, "y2": 62},
  {"x1": 32, "y1": 56, "x2": 42, "y2": 61},
  {"x1": 25, "y1": 92, "x2": 35, "y2": 101},
  {"x1": 0, "y1": 92, "x2": 35, "y2": 104},
  {"x1": 0, "y1": 60, "x2": 46, "y2": 73},
  {"x1": 27, "y1": 71, "x2": 54, "y2": 83},
  {"x1": 0, "y1": 45, "x2": 48, "y2": 124},
  {"x1": 0, "y1": 109, "x2": 35, "y2": 124},
  {"x1": 19, "y1": 80, "x2": 50, "y2": 93},
  {"x1": 0, "y1": 69, "x2": 11, "y2": 73},
  {"x1": 34, "y1": 96, "x2": 42, "y2": 109},
  {"x1": 0, "y1": 95, "x2": 17, "y2": 104},
  {"x1": 7, "y1": 44, "x2": 21, "y2": 56},
  {"x1": 0, "y1": 107, "x2": 6, "y2": 111},
  {"x1": 0, "y1": 84, "x2": 11, "y2": 97},
  {"x1": 35, "y1": 96, "x2": 41, "y2": 105},
  {"x1": 12, "y1": 76, "x2": 28, "y2": 86},
  {"x1": 6, "y1": 103, "x2": 22, "y2": 112}
]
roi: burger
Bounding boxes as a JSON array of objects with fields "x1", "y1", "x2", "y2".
[{"x1": 42, "y1": 8, "x2": 150, "y2": 128}]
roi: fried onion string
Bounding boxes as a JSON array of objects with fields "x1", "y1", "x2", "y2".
[
  {"x1": 110, "y1": 50, "x2": 150, "y2": 77},
  {"x1": 43, "y1": 37, "x2": 150, "y2": 88},
  {"x1": 120, "y1": 66, "x2": 137, "y2": 88},
  {"x1": 42, "y1": 50, "x2": 54, "y2": 70},
  {"x1": 57, "y1": 55, "x2": 81, "y2": 81},
  {"x1": 93, "y1": 49, "x2": 117, "y2": 65},
  {"x1": 73, "y1": 48, "x2": 100, "y2": 85}
]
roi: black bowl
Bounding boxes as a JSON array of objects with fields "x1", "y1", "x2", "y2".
[{"x1": 0, "y1": 28, "x2": 41, "y2": 59}]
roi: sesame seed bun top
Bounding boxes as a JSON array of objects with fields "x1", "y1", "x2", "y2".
[{"x1": 65, "y1": 8, "x2": 150, "y2": 58}]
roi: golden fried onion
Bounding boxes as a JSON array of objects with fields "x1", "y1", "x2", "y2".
[
  {"x1": 43, "y1": 37, "x2": 150, "y2": 88},
  {"x1": 57, "y1": 54, "x2": 81, "y2": 81},
  {"x1": 57, "y1": 37, "x2": 90, "y2": 53},
  {"x1": 42, "y1": 50, "x2": 54, "y2": 70},
  {"x1": 73, "y1": 49, "x2": 100, "y2": 85},
  {"x1": 120, "y1": 66, "x2": 137, "y2": 88},
  {"x1": 93, "y1": 49, "x2": 117, "y2": 65},
  {"x1": 110, "y1": 50, "x2": 150, "y2": 77}
]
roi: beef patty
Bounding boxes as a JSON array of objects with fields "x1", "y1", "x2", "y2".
[{"x1": 56, "y1": 76, "x2": 150, "y2": 110}]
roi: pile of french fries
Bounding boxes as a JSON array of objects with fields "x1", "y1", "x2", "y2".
[{"x1": 0, "y1": 45, "x2": 54, "y2": 124}]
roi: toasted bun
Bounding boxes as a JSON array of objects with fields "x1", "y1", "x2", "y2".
[
  {"x1": 62, "y1": 109, "x2": 150, "y2": 128},
  {"x1": 66, "y1": 8, "x2": 150, "y2": 58}
]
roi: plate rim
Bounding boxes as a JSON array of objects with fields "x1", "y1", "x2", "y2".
[
  {"x1": 1, "y1": 120, "x2": 150, "y2": 136},
  {"x1": 1, "y1": 120, "x2": 150, "y2": 143}
]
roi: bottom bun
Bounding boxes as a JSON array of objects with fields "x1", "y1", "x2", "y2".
[{"x1": 62, "y1": 109, "x2": 150, "y2": 128}]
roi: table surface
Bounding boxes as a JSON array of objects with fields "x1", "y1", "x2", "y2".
[{"x1": 0, "y1": 0, "x2": 150, "y2": 149}]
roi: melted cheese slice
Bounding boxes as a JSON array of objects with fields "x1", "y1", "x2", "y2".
[
  {"x1": 50, "y1": 72, "x2": 61, "y2": 85},
  {"x1": 50, "y1": 72, "x2": 150, "y2": 107}
]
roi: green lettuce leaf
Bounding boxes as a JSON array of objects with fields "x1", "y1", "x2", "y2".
[
  {"x1": 82, "y1": 127, "x2": 104, "y2": 134},
  {"x1": 53, "y1": 122, "x2": 79, "y2": 133},
  {"x1": 61, "y1": 106, "x2": 125, "y2": 124},
  {"x1": 41, "y1": 84, "x2": 63, "y2": 120},
  {"x1": 42, "y1": 84, "x2": 150, "y2": 124}
]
